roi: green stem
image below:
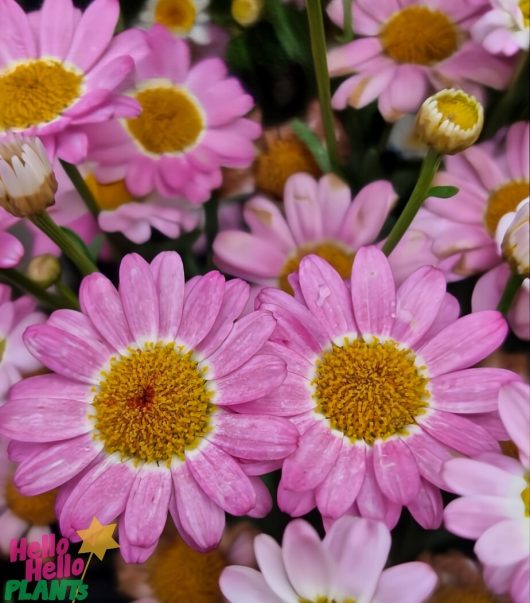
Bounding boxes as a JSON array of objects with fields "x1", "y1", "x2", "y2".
[
  {"x1": 336, "y1": 0, "x2": 353, "y2": 43},
  {"x1": 306, "y1": 0, "x2": 340, "y2": 172},
  {"x1": 497, "y1": 270, "x2": 524, "y2": 315},
  {"x1": 56, "y1": 281, "x2": 81, "y2": 310},
  {"x1": 0, "y1": 269, "x2": 76, "y2": 310},
  {"x1": 30, "y1": 212, "x2": 99, "y2": 276},
  {"x1": 383, "y1": 148, "x2": 442, "y2": 256},
  {"x1": 59, "y1": 160, "x2": 99, "y2": 216}
]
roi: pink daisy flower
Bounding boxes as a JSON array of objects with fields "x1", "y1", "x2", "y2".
[
  {"x1": 0, "y1": 252, "x2": 298, "y2": 562},
  {"x1": 251, "y1": 246, "x2": 513, "y2": 528},
  {"x1": 472, "y1": 0, "x2": 529, "y2": 55},
  {"x1": 85, "y1": 25, "x2": 260, "y2": 204},
  {"x1": 444, "y1": 380, "x2": 530, "y2": 603},
  {"x1": 220, "y1": 516, "x2": 438, "y2": 603},
  {"x1": 0, "y1": 0, "x2": 148, "y2": 163},
  {"x1": 327, "y1": 0, "x2": 514, "y2": 121},
  {"x1": 213, "y1": 173, "x2": 397, "y2": 293},
  {"x1": 0, "y1": 437, "x2": 56, "y2": 556},
  {"x1": 0, "y1": 285, "x2": 45, "y2": 399},
  {"x1": 0, "y1": 208, "x2": 23, "y2": 268},
  {"x1": 396, "y1": 121, "x2": 530, "y2": 339}
]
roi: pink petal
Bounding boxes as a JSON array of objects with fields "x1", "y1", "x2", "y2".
[
  {"x1": 327, "y1": 38, "x2": 383, "y2": 75},
  {"x1": 220, "y1": 567, "x2": 284, "y2": 603},
  {"x1": 351, "y1": 246, "x2": 396, "y2": 337},
  {"x1": 118, "y1": 519, "x2": 157, "y2": 564},
  {"x1": 316, "y1": 443, "x2": 366, "y2": 518},
  {"x1": 443, "y1": 457, "x2": 524, "y2": 497},
  {"x1": 0, "y1": 0, "x2": 36, "y2": 63},
  {"x1": 417, "y1": 311, "x2": 508, "y2": 377},
  {"x1": 318, "y1": 174, "x2": 353, "y2": 239},
  {"x1": 374, "y1": 562, "x2": 437, "y2": 603},
  {"x1": 283, "y1": 173, "x2": 322, "y2": 244},
  {"x1": 8, "y1": 374, "x2": 89, "y2": 402},
  {"x1": 80, "y1": 272, "x2": 132, "y2": 351},
  {"x1": 253, "y1": 534, "x2": 299, "y2": 602},
  {"x1": 243, "y1": 196, "x2": 296, "y2": 252},
  {"x1": 59, "y1": 459, "x2": 134, "y2": 539},
  {"x1": 407, "y1": 479, "x2": 443, "y2": 529},
  {"x1": 277, "y1": 481, "x2": 316, "y2": 516},
  {"x1": 406, "y1": 432, "x2": 452, "y2": 488},
  {"x1": 150, "y1": 252, "x2": 185, "y2": 341},
  {"x1": 38, "y1": 0, "x2": 77, "y2": 60},
  {"x1": 282, "y1": 422, "x2": 342, "y2": 491},
  {"x1": 499, "y1": 381, "x2": 530, "y2": 466},
  {"x1": 215, "y1": 354, "x2": 286, "y2": 405},
  {"x1": 119, "y1": 253, "x2": 159, "y2": 341},
  {"x1": 187, "y1": 444, "x2": 256, "y2": 515},
  {"x1": 392, "y1": 267, "x2": 446, "y2": 346},
  {"x1": 282, "y1": 520, "x2": 331, "y2": 600},
  {"x1": 14, "y1": 434, "x2": 101, "y2": 495},
  {"x1": 373, "y1": 439, "x2": 421, "y2": 505},
  {"x1": 178, "y1": 271, "x2": 225, "y2": 349},
  {"x1": 431, "y1": 368, "x2": 519, "y2": 413},
  {"x1": 210, "y1": 413, "x2": 298, "y2": 460},
  {"x1": 420, "y1": 411, "x2": 499, "y2": 456},
  {"x1": 205, "y1": 311, "x2": 276, "y2": 378},
  {"x1": 124, "y1": 467, "x2": 171, "y2": 547},
  {"x1": 476, "y1": 520, "x2": 529, "y2": 566},
  {"x1": 388, "y1": 66, "x2": 428, "y2": 114},
  {"x1": 170, "y1": 462, "x2": 225, "y2": 550},
  {"x1": 298, "y1": 255, "x2": 355, "y2": 339},
  {"x1": 506, "y1": 121, "x2": 529, "y2": 181},
  {"x1": 23, "y1": 324, "x2": 109, "y2": 383}
]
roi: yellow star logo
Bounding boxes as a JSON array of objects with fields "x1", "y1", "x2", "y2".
[{"x1": 76, "y1": 517, "x2": 120, "y2": 561}]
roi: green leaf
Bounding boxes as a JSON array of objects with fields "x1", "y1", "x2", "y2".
[
  {"x1": 427, "y1": 185, "x2": 459, "y2": 199},
  {"x1": 291, "y1": 119, "x2": 332, "y2": 173}
]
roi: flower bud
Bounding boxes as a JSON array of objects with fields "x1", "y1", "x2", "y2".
[
  {"x1": 231, "y1": 0, "x2": 264, "y2": 26},
  {"x1": 27, "y1": 254, "x2": 62, "y2": 288},
  {"x1": 0, "y1": 135, "x2": 57, "y2": 218},
  {"x1": 497, "y1": 198, "x2": 529, "y2": 278},
  {"x1": 415, "y1": 89, "x2": 484, "y2": 155}
]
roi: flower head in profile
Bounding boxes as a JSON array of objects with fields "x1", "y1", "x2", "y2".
[
  {"x1": 444, "y1": 380, "x2": 530, "y2": 603},
  {"x1": 0, "y1": 285, "x2": 45, "y2": 399},
  {"x1": 86, "y1": 26, "x2": 260, "y2": 204},
  {"x1": 497, "y1": 197, "x2": 529, "y2": 278},
  {"x1": 214, "y1": 173, "x2": 397, "y2": 293},
  {"x1": 220, "y1": 516, "x2": 437, "y2": 603},
  {"x1": 252, "y1": 246, "x2": 513, "y2": 528},
  {"x1": 0, "y1": 135, "x2": 57, "y2": 218},
  {"x1": 0, "y1": 252, "x2": 298, "y2": 562},
  {"x1": 327, "y1": 0, "x2": 514, "y2": 121},
  {"x1": 472, "y1": 0, "x2": 529, "y2": 55},
  {"x1": 0, "y1": 438, "x2": 58, "y2": 557},
  {"x1": 0, "y1": 0, "x2": 147, "y2": 163},
  {"x1": 137, "y1": 0, "x2": 211, "y2": 44}
]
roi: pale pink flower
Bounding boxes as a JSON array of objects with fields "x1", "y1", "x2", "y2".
[
  {"x1": 0, "y1": 252, "x2": 298, "y2": 562},
  {"x1": 251, "y1": 246, "x2": 513, "y2": 528},
  {"x1": 0, "y1": 209, "x2": 23, "y2": 268},
  {"x1": 220, "y1": 516, "x2": 438, "y2": 603},
  {"x1": 444, "y1": 380, "x2": 530, "y2": 603},
  {"x1": 327, "y1": 0, "x2": 514, "y2": 121},
  {"x1": 86, "y1": 26, "x2": 260, "y2": 204},
  {"x1": 0, "y1": 437, "x2": 56, "y2": 556},
  {"x1": 0, "y1": 285, "x2": 45, "y2": 400},
  {"x1": 213, "y1": 173, "x2": 397, "y2": 292},
  {"x1": 472, "y1": 0, "x2": 529, "y2": 55},
  {"x1": 0, "y1": 0, "x2": 148, "y2": 163}
]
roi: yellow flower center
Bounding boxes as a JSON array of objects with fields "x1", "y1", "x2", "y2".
[
  {"x1": 91, "y1": 342, "x2": 215, "y2": 465},
  {"x1": 126, "y1": 86, "x2": 204, "y2": 155},
  {"x1": 522, "y1": 479, "x2": 530, "y2": 517},
  {"x1": 0, "y1": 338, "x2": 6, "y2": 362},
  {"x1": 5, "y1": 477, "x2": 57, "y2": 525},
  {"x1": 299, "y1": 598, "x2": 356, "y2": 603},
  {"x1": 85, "y1": 173, "x2": 137, "y2": 211},
  {"x1": 380, "y1": 6, "x2": 459, "y2": 65},
  {"x1": 520, "y1": 0, "x2": 530, "y2": 27},
  {"x1": 155, "y1": 0, "x2": 197, "y2": 33},
  {"x1": 279, "y1": 242, "x2": 354, "y2": 295},
  {"x1": 147, "y1": 537, "x2": 226, "y2": 603},
  {"x1": 254, "y1": 136, "x2": 321, "y2": 199},
  {"x1": 312, "y1": 338, "x2": 430, "y2": 445},
  {"x1": 0, "y1": 59, "x2": 83, "y2": 131},
  {"x1": 484, "y1": 179, "x2": 530, "y2": 236},
  {"x1": 232, "y1": 0, "x2": 264, "y2": 26},
  {"x1": 434, "y1": 90, "x2": 481, "y2": 131},
  {"x1": 429, "y1": 585, "x2": 496, "y2": 603}
]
